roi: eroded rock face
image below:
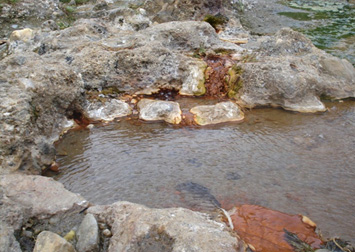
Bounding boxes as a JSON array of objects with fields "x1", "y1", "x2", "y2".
[
  {"x1": 138, "y1": 99, "x2": 182, "y2": 124},
  {"x1": 88, "y1": 201, "x2": 244, "y2": 252},
  {"x1": 190, "y1": 101, "x2": 244, "y2": 125}
]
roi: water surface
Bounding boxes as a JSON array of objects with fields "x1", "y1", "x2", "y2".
[{"x1": 53, "y1": 100, "x2": 355, "y2": 243}]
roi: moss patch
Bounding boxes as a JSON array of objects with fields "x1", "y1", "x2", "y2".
[{"x1": 203, "y1": 14, "x2": 228, "y2": 31}]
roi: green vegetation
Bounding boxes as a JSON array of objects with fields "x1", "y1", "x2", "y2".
[
  {"x1": 280, "y1": 0, "x2": 355, "y2": 65},
  {"x1": 227, "y1": 65, "x2": 243, "y2": 98},
  {"x1": 59, "y1": 0, "x2": 90, "y2": 4},
  {"x1": 192, "y1": 44, "x2": 206, "y2": 58},
  {"x1": 203, "y1": 14, "x2": 228, "y2": 31},
  {"x1": 0, "y1": 0, "x2": 20, "y2": 4}
]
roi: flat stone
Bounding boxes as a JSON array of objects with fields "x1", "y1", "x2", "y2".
[
  {"x1": 86, "y1": 99, "x2": 132, "y2": 121},
  {"x1": 0, "y1": 174, "x2": 87, "y2": 218},
  {"x1": 76, "y1": 214, "x2": 99, "y2": 252},
  {"x1": 33, "y1": 231, "x2": 76, "y2": 252},
  {"x1": 138, "y1": 99, "x2": 182, "y2": 124},
  {"x1": 190, "y1": 101, "x2": 244, "y2": 126}
]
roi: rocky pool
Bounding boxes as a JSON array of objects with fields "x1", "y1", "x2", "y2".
[{"x1": 52, "y1": 99, "x2": 355, "y2": 244}]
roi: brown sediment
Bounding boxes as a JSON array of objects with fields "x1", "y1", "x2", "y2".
[
  {"x1": 228, "y1": 205, "x2": 323, "y2": 252},
  {"x1": 180, "y1": 112, "x2": 198, "y2": 126},
  {"x1": 146, "y1": 88, "x2": 180, "y2": 101}
]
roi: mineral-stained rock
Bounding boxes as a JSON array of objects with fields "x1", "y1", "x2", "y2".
[
  {"x1": 179, "y1": 58, "x2": 207, "y2": 96},
  {"x1": 86, "y1": 99, "x2": 132, "y2": 121},
  {"x1": 190, "y1": 101, "x2": 244, "y2": 126},
  {"x1": 88, "y1": 201, "x2": 243, "y2": 252},
  {"x1": 76, "y1": 214, "x2": 99, "y2": 252},
  {"x1": 138, "y1": 99, "x2": 182, "y2": 124},
  {"x1": 229, "y1": 205, "x2": 323, "y2": 252},
  {"x1": 33, "y1": 231, "x2": 76, "y2": 252}
]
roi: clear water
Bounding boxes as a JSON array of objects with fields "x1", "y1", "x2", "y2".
[{"x1": 53, "y1": 99, "x2": 355, "y2": 243}]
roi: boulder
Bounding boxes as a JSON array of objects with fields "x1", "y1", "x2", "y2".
[
  {"x1": 33, "y1": 231, "x2": 76, "y2": 252},
  {"x1": 138, "y1": 99, "x2": 182, "y2": 124},
  {"x1": 190, "y1": 101, "x2": 244, "y2": 125},
  {"x1": 239, "y1": 28, "x2": 355, "y2": 112},
  {"x1": 0, "y1": 174, "x2": 87, "y2": 219},
  {"x1": 88, "y1": 201, "x2": 244, "y2": 252},
  {"x1": 86, "y1": 99, "x2": 132, "y2": 121},
  {"x1": 76, "y1": 214, "x2": 99, "y2": 252}
]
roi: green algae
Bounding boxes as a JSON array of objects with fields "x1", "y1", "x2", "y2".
[
  {"x1": 227, "y1": 65, "x2": 243, "y2": 98},
  {"x1": 280, "y1": 0, "x2": 355, "y2": 65}
]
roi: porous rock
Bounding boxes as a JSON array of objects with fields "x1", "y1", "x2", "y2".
[
  {"x1": 138, "y1": 99, "x2": 182, "y2": 124},
  {"x1": 33, "y1": 231, "x2": 76, "y2": 252},
  {"x1": 190, "y1": 101, "x2": 244, "y2": 126},
  {"x1": 88, "y1": 201, "x2": 243, "y2": 252}
]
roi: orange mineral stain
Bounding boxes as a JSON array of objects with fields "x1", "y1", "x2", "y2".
[{"x1": 229, "y1": 205, "x2": 323, "y2": 252}]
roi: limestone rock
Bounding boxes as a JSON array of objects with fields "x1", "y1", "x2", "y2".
[
  {"x1": 88, "y1": 201, "x2": 243, "y2": 252},
  {"x1": 76, "y1": 214, "x2": 99, "y2": 252},
  {"x1": 0, "y1": 174, "x2": 87, "y2": 218},
  {"x1": 86, "y1": 99, "x2": 132, "y2": 121},
  {"x1": 33, "y1": 231, "x2": 76, "y2": 252},
  {"x1": 138, "y1": 99, "x2": 182, "y2": 124},
  {"x1": 239, "y1": 28, "x2": 355, "y2": 112},
  {"x1": 9, "y1": 28, "x2": 34, "y2": 43},
  {"x1": 190, "y1": 101, "x2": 244, "y2": 126}
]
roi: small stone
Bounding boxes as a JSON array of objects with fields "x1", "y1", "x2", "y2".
[
  {"x1": 137, "y1": 99, "x2": 182, "y2": 124},
  {"x1": 102, "y1": 229, "x2": 111, "y2": 237},
  {"x1": 76, "y1": 214, "x2": 99, "y2": 252},
  {"x1": 98, "y1": 223, "x2": 106, "y2": 230},
  {"x1": 33, "y1": 231, "x2": 75, "y2": 252},
  {"x1": 9, "y1": 28, "x2": 34, "y2": 42},
  {"x1": 22, "y1": 230, "x2": 33, "y2": 238}
]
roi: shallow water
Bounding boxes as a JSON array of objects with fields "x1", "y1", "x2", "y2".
[{"x1": 53, "y1": 99, "x2": 355, "y2": 243}]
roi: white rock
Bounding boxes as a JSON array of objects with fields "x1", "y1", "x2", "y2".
[
  {"x1": 190, "y1": 101, "x2": 244, "y2": 125},
  {"x1": 87, "y1": 99, "x2": 132, "y2": 121},
  {"x1": 138, "y1": 99, "x2": 182, "y2": 124}
]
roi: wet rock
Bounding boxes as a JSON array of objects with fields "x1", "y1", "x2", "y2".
[
  {"x1": 190, "y1": 101, "x2": 244, "y2": 126},
  {"x1": 138, "y1": 99, "x2": 182, "y2": 124},
  {"x1": 86, "y1": 99, "x2": 132, "y2": 121},
  {"x1": 76, "y1": 214, "x2": 99, "y2": 252},
  {"x1": 33, "y1": 231, "x2": 76, "y2": 252},
  {"x1": 229, "y1": 205, "x2": 323, "y2": 252},
  {"x1": 88, "y1": 201, "x2": 243, "y2": 252}
]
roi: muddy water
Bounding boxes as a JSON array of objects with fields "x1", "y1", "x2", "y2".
[{"x1": 53, "y1": 100, "x2": 355, "y2": 243}]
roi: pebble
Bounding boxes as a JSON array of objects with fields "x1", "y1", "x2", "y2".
[{"x1": 102, "y1": 229, "x2": 112, "y2": 237}]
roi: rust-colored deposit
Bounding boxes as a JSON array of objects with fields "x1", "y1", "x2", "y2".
[{"x1": 229, "y1": 205, "x2": 323, "y2": 252}]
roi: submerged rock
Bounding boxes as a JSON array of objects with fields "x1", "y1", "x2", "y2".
[
  {"x1": 138, "y1": 99, "x2": 182, "y2": 124},
  {"x1": 76, "y1": 214, "x2": 99, "y2": 252},
  {"x1": 33, "y1": 231, "x2": 76, "y2": 252},
  {"x1": 86, "y1": 99, "x2": 132, "y2": 122},
  {"x1": 88, "y1": 201, "x2": 243, "y2": 252},
  {"x1": 229, "y1": 205, "x2": 323, "y2": 252},
  {"x1": 190, "y1": 101, "x2": 244, "y2": 125}
]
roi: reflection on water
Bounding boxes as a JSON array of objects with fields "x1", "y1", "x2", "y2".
[{"x1": 53, "y1": 100, "x2": 355, "y2": 243}]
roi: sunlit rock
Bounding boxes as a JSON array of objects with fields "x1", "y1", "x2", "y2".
[
  {"x1": 138, "y1": 99, "x2": 182, "y2": 124},
  {"x1": 190, "y1": 101, "x2": 244, "y2": 126}
]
